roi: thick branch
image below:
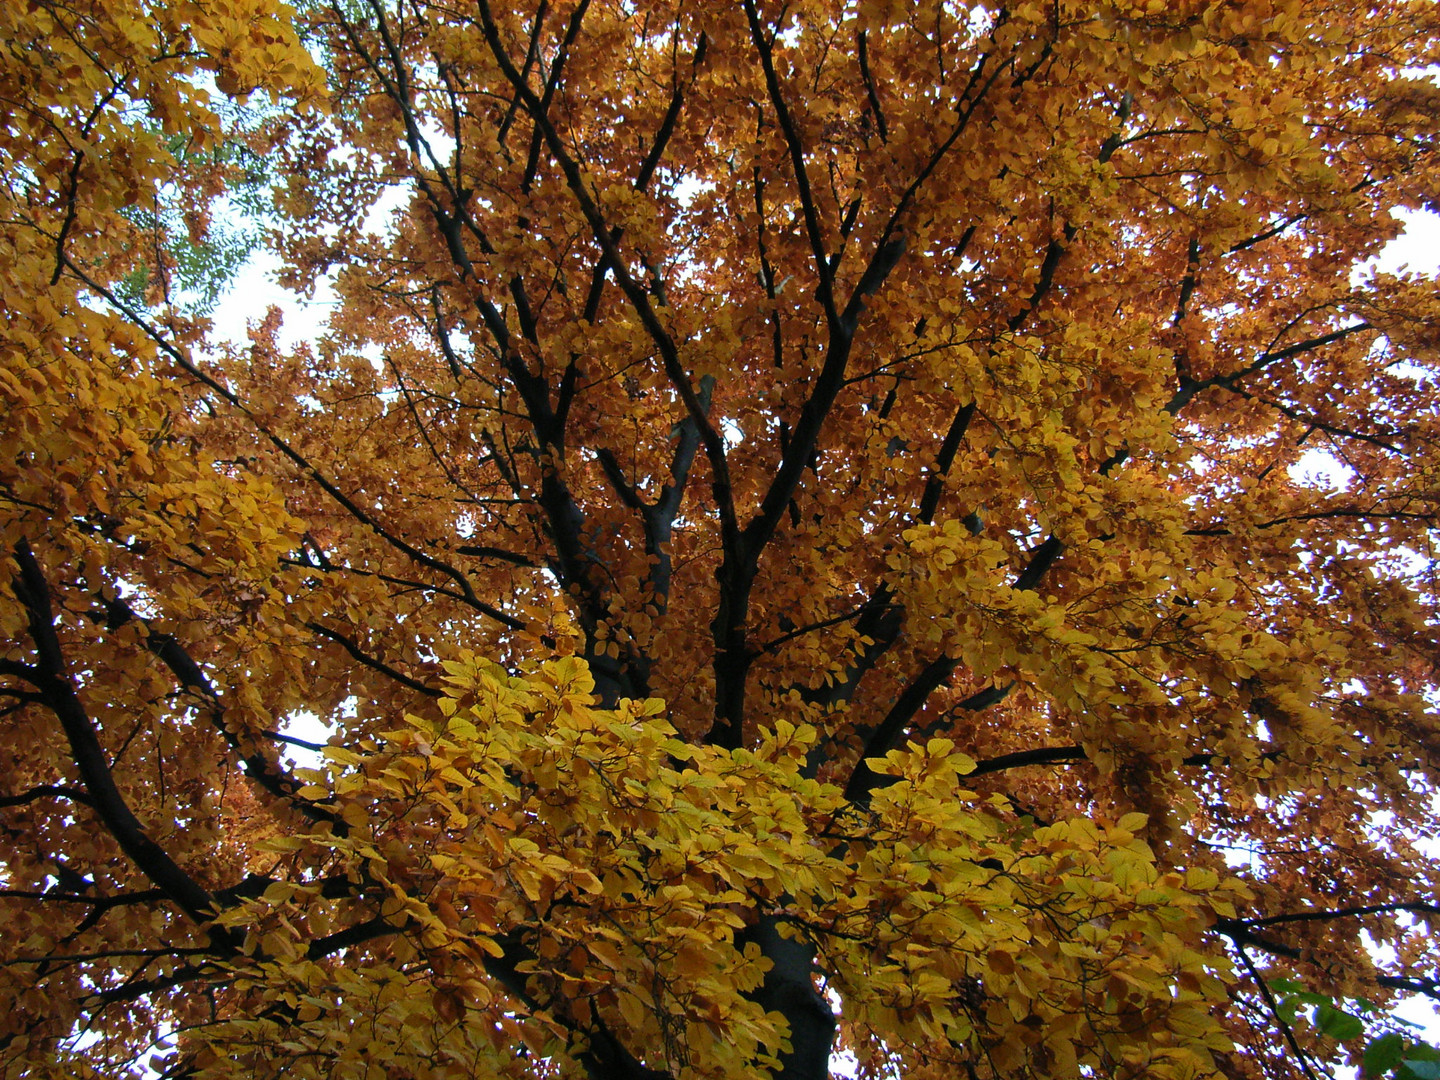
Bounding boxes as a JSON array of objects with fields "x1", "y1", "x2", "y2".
[
  {"x1": 644, "y1": 374, "x2": 715, "y2": 614},
  {"x1": 1013, "y1": 534, "x2": 1063, "y2": 592},
  {"x1": 0, "y1": 888, "x2": 163, "y2": 906},
  {"x1": 841, "y1": 533, "x2": 1065, "y2": 799},
  {"x1": 843, "y1": 656, "x2": 955, "y2": 802},
  {"x1": 738, "y1": 915, "x2": 835, "y2": 1080},
  {"x1": 0, "y1": 784, "x2": 93, "y2": 809},
  {"x1": 917, "y1": 401, "x2": 976, "y2": 524},
  {"x1": 1227, "y1": 902, "x2": 1440, "y2": 931},
  {"x1": 10, "y1": 541, "x2": 225, "y2": 932},
  {"x1": 307, "y1": 622, "x2": 443, "y2": 699},
  {"x1": 1165, "y1": 322, "x2": 1374, "y2": 414},
  {"x1": 93, "y1": 591, "x2": 346, "y2": 832},
  {"x1": 856, "y1": 29, "x2": 888, "y2": 142}
]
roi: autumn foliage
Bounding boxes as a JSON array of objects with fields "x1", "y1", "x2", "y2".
[{"x1": 3, "y1": 0, "x2": 1440, "y2": 1078}]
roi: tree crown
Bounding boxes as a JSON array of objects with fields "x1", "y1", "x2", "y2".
[{"x1": 2, "y1": 1, "x2": 1439, "y2": 1079}]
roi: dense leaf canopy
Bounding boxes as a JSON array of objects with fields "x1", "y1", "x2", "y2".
[{"x1": 3, "y1": 1, "x2": 1440, "y2": 1078}]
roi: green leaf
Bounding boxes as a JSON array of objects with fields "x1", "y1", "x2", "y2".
[
  {"x1": 1315, "y1": 1003, "x2": 1365, "y2": 1041},
  {"x1": 1364, "y1": 1034, "x2": 1405, "y2": 1077},
  {"x1": 1402, "y1": 1060, "x2": 1440, "y2": 1080}
]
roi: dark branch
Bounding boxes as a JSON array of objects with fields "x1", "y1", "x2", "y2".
[
  {"x1": 10, "y1": 541, "x2": 227, "y2": 934},
  {"x1": 1232, "y1": 943, "x2": 1326, "y2": 1080},
  {"x1": 967, "y1": 745, "x2": 1086, "y2": 777},
  {"x1": 917, "y1": 401, "x2": 976, "y2": 524},
  {"x1": 856, "y1": 29, "x2": 888, "y2": 142},
  {"x1": 0, "y1": 887, "x2": 163, "y2": 906},
  {"x1": 1013, "y1": 535, "x2": 1064, "y2": 592},
  {"x1": 307, "y1": 622, "x2": 443, "y2": 698},
  {"x1": 1229, "y1": 901, "x2": 1440, "y2": 930},
  {"x1": 1165, "y1": 322, "x2": 1374, "y2": 414},
  {"x1": 0, "y1": 784, "x2": 94, "y2": 809},
  {"x1": 455, "y1": 544, "x2": 539, "y2": 567},
  {"x1": 844, "y1": 655, "x2": 956, "y2": 802},
  {"x1": 93, "y1": 591, "x2": 347, "y2": 831}
]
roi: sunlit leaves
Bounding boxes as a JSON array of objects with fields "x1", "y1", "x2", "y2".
[{"x1": 3, "y1": 1, "x2": 1440, "y2": 1079}]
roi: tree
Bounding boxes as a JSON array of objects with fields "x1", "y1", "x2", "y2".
[{"x1": 2, "y1": 0, "x2": 1439, "y2": 1077}]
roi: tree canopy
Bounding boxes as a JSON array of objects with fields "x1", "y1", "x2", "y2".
[{"x1": 3, "y1": 1, "x2": 1440, "y2": 1078}]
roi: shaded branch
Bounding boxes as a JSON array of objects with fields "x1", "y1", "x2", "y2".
[
  {"x1": 643, "y1": 374, "x2": 715, "y2": 615},
  {"x1": 752, "y1": 602, "x2": 873, "y2": 657},
  {"x1": 1013, "y1": 534, "x2": 1063, "y2": 592},
  {"x1": 634, "y1": 31, "x2": 706, "y2": 192},
  {"x1": 1165, "y1": 322, "x2": 1374, "y2": 415},
  {"x1": 213, "y1": 872, "x2": 358, "y2": 906},
  {"x1": 455, "y1": 544, "x2": 539, "y2": 567},
  {"x1": 306, "y1": 621, "x2": 443, "y2": 699},
  {"x1": 1378, "y1": 975, "x2": 1440, "y2": 1002},
  {"x1": 0, "y1": 784, "x2": 93, "y2": 809},
  {"x1": 856, "y1": 29, "x2": 888, "y2": 142},
  {"x1": 740, "y1": 0, "x2": 839, "y2": 327},
  {"x1": 595, "y1": 447, "x2": 645, "y2": 511},
  {"x1": 844, "y1": 655, "x2": 956, "y2": 802},
  {"x1": 917, "y1": 401, "x2": 976, "y2": 524},
  {"x1": 92, "y1": 590, "x2": 347, "y2": 832},
  {"x1": 9, "y1": 541, "x2": 226, "y2": 934},
  {"x1": 1185, "y1": 506, "x2": 1439, "y2": 536},
  {"x1": 1228, "y1": 902, "x2": 1440, "y2": 931},
  {"x1": 0, "y1": 887, "x2": 164, "y2": 906},
  {"x1": 5, "y1": 945, "x2": 211, "y2": 968}
]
